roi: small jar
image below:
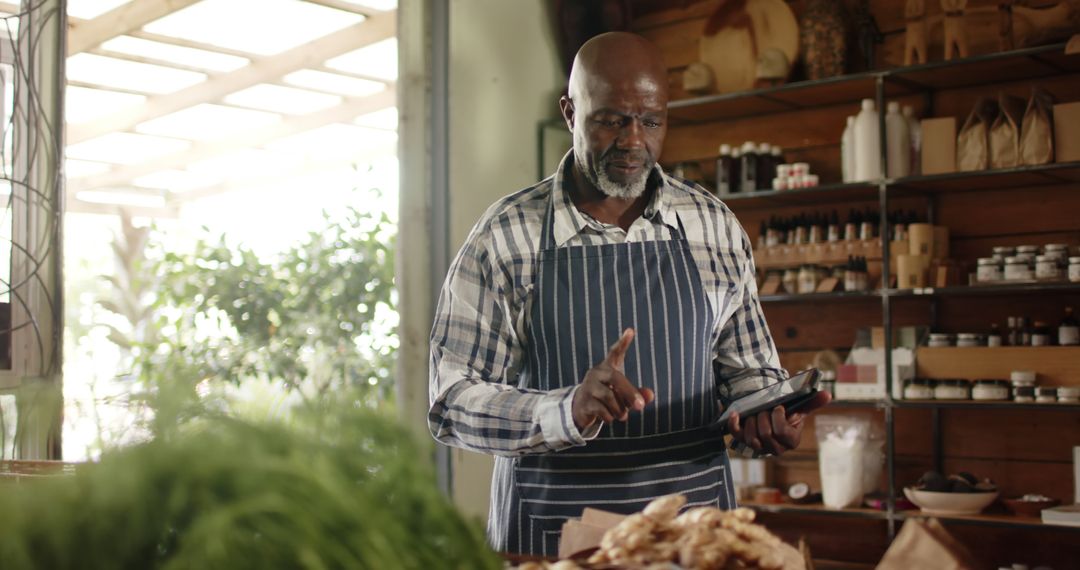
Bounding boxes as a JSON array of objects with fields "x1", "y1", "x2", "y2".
[
  {"x1": 1045, "y1": 244, "x2": 1070, "y2": 266},
  {"x1": 782, "y1": 268, "x2": 799, "y2": 294},
  {"x1": 797, "y1": 264, "x2": 819, "y2": 294},
  {"x1": 976, "y1": 258, "x2": 1003, "y2": 282},
  {"x1": 956, "y1": 333, "x2": 984, "y2": 348},
  {"x1": 1010, "y1": 370, "x2": 1037, "y2": 386},
  {"x1": 1035, "y1": 255, "x2": 1063, "y2": 280},
  {"x1": 804, "y1": 174, "x2": 820, "y2": 188},
  {"x1": 771, "y1": 177, "x2": 789, "y2": 191},
  {"x1": 927, "y1": 333, "x2": 954, "y2": 348},
  {"x1": 991, "y1": 246, "x2": 1016, "y2": 264},
  {"x1": 935, "y1": 379, "x2": 971, "y2": 400},
  {"x1": 1004, "y1": 256, "x2": 1034, "y2": 281},
  {"x1": 1069, "y1": 257, "x2": 1080, "y2": 282},
  {"x1": 972, "y1": 379, "x2": 1011, "y2": 401},
  {"x1": 1016, "y1": 245, "x2": 1040, "y2": 259},
  {"x1": 777, "y1": 164, "x2": 793, "y2": 179},
  {"x1": 1057, "y1": 386, "x2": 1080, "y2": 404},
  {"x1": 1013, "y1": 385, "x2": 1036, "y2": 402},
  {"x1": 791, "y1": 162, "x2": 810, "y2": 177},
  {"x1": 904, "y1": 378, "x2": 936, "y2": 400},
  {"x1": 1035, "y1": 387, "x2": 1058, "y2": 404}
]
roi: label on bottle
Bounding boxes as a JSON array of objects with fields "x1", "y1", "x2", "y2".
[
  {"x1": 1060, "y1": 325, "x2": 1080, "y2": 346},
  {"x1": 1031, "y1": 333, "x2": 1050, "y2": 347}
]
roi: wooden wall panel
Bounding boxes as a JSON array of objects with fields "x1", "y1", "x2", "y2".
[
  {"x1": 755, "y1": 512, "x2": 890, "y2": 564},
  {"x1": 917, "y1": 346, "x2": 1080, "y2": 386},
  {"x1": 945, "y1": 523, "x2": 1080, "y2": 570}
]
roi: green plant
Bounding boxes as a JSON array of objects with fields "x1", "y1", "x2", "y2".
[
  {"x1": 0, "y1": 395, "x2": 500, "y2": 570},
  {"x1": 117, "y1": 197, "x2": 397, "y2": 410}
]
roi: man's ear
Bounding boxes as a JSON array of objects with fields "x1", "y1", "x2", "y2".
[{"x1": 559, "y1": 95, "x2": 574, "y2": 131}]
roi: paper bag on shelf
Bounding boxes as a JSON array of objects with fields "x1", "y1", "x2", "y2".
[
  {"x1": 957, "y1": 97, "x2": 999, "y2": 171},
  {"x1": 876, "y1": 518, "x2": 979, "y2": 570},
  {"x1": 1020, "y1": 87, "x2": 1055, "y2": 165},
  {"x1": 989, "y1": 93, "x2": 1026, "y2": 169}
]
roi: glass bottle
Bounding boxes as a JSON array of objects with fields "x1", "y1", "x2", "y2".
[
  {"x1": 1031, "y1": 321, "x2": 1051, "y2": 347},
  {"x1": 715, "y1": 143, "x2": 735, "y2": 195},
  {"x1": 987, "y1": 323, "x2": 1002, "y2": 347},
  {"x1": 740, "y1": 141, "x2": 758, "y2": 193},
  {"x1": 1059, "y1": 307, "x2": 1079, "y2": 346}
]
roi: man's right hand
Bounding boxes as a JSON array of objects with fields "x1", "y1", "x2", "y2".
[{"x1": 571, "y1": 328, "x2": 655, "y2": 431}]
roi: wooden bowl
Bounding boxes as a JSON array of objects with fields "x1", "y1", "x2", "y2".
[{"x1": 1003, "y1": 497, "x2": 1061, "y2": 518}]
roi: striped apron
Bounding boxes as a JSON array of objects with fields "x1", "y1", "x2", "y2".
[{"x1": 494, "y1": 200, "x2": 735, "y2": 556}]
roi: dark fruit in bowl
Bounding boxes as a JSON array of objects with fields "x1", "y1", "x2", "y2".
[{"x1": 917, "y1": 471, "x2": 949, "y2": 492}]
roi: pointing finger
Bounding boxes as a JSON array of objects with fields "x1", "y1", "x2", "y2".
[{"x1": 605, "y1": 328, "x2": 635, "y2": 370}]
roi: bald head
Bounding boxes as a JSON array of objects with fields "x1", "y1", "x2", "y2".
[
  {"x1": 560, "y1": 33, "x2": 669, "y2": 201},
  {"x1": 568, "y1": 32, "x2": 669, "y2": 104}
]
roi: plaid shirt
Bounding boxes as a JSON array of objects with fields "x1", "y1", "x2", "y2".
[{"x1": 428, "y1": 152, "x2": 785, "y2": 457}]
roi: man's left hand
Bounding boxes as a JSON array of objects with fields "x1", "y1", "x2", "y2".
[{"x1": 726, "y1": 391, "x2": 832, "y2": 455}]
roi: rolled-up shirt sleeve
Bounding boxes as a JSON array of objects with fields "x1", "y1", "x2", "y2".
[
  {"x1": 428, "y1": 219, "x2": 598, "y2": 457},
  {"x1": 713, "y1": 227, "x2": 787, "y2": 406}
]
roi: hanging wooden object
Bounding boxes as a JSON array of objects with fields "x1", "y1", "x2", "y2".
[{"x1": 698, "y1": 0, "x2": 798, "y2": 94}]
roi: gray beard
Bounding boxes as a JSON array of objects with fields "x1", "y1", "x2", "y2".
[{"x1": 583, "y1": 157, "x2": 649, "y2": 199}]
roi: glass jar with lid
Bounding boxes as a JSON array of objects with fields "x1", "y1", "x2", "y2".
[
  {"x1": 972, "y1": 379, "x2": 1010, "y2": 401},
  {"x1": 1069, "y1": 257, "x2": 1080, "y2": 282},
  {"x1": 1035, "y1": 387, "x2": 1058, "y2": 404},
  {"x1": 797, "y1": 264, "x2": 819, "y2": 294},
  {"x1": 1016, "y1": 244, "x2": 1040, "y2": 260},
  {"x1": 927, "y1": 333, "x2": 954, "y2": 348},
  {"x1": 1045, "y1": 244, "x2": 1070, "y2": 265},
  {"x1": 1058, "y1": 386, "x2": 1080, "y2": 404},
  {"x1": 903, "y1": 378, "x2": 936, "y2": 400},
  {"x1": 1035, "y1": 255, "x2": 1064, "y2": 280},
  {"x1": 1013, "y1": 385, "x2": 1036, "y2": 402},
  {"x1": 934, "y1": 379, "x2": 971, "y2": 400},
  {"x1": 956, "y1": 333, "x2": 984, "y2": 348},
  {"x1": 1004, "y1": 256, "x2": 1034, "y2": 281},
  {"x1": 976, "y1": 257, "x2": 1002, "y2": 282},
  {"x1": 991, "y1": 245, "x2": 1016, "y2": 263},
  {"x1": 782, "y1": 268, "x2": 798, "y2": 294}
]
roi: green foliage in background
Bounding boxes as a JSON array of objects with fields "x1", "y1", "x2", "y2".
[
  {"x1": 124, "y1": 200, "x2": 397, "y2": 407},
  {"x1": 0, "y1": 396, "x2": 499, "y2": 570}
]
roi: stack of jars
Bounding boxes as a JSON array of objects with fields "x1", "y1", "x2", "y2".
[{"x1": 976, "y1": 244, "x2": 1079, "y2": 283}]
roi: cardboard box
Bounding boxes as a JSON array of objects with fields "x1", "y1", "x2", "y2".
[
  {"x1": 1054, "y1": 101, "x2": 1080, "y2": 163},
  {"x1": 921, "y1": 117, "x2": 957, "y2": 175}
]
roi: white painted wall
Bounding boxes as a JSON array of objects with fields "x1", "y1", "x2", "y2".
[{"x1": 445, "y1": 0, "x2": 565, "y2": 519}]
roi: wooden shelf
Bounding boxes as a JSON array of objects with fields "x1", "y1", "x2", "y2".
[
  {"x1": 719, "y1": 181, "x2": 878, "y2": 210},
  {"x1": 896, "y1": 510, "x2": 1080, "y2": 531},
  {"x1": 886, "y1": 281, "x2": 1080, "y2": 298},
  {"x1": 760, "y1": 290, "x2": 881, "y2": 303},
  {"x1": 722, "y1": 161, "x2": 1080, "y2": 210},
  {"x1": 668, "y1": 43, "x2": 1078, "y2": 124},
  {"x1": 889, "y1": 161, "x2": 1080, "y2": 196},
  {"x1": 893, "y1": 399, "x2": 1080, "y2": 411},
  {"x1": 743, "y1": 500, "x2": 888, "y2": 520}
]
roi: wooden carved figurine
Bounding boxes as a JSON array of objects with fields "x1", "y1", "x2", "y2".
[
  {"x1": 941, "y1": 0, "x2": 969, "y2": 60},
  {"x1": 904, "y1": 0, "x2": 928, "y2": 65}
]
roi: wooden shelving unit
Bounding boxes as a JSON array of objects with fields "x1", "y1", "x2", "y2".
[{"x1": 633, "y1": 12, "x2": 1080, "y2": 565}]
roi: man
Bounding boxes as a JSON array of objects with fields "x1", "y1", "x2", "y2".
[{"x1": 428, "y1": 32, "x2": 830, "y2": 556}]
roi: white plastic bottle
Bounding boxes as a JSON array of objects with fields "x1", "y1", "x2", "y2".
[
  {"x1": 841, "y1": 116, "x2": 856, "y2": 183},
  {"x1": 903, "y1": 105, "x2": 921, "y2": 175},
  {"x1": 885, "y1": 101, "x2": 911, "y2": 179},
  {"x1": 853, "y1": 99, "x2": 882, "y2": 182}
]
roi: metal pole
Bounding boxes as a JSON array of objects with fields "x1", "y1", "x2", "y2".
[{"x1": 429, "y1": 0, "x2": 453, "y2": 497}]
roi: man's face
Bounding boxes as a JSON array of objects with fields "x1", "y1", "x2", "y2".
[{"x1": 564, "y1": 74, "x2": 667, "y2": 199}]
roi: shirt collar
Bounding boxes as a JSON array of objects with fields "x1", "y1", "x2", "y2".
[{"x1": 549, "y1": 150, "x2": 679, "y2": 247}]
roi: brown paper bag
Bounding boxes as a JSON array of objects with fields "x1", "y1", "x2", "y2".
[
  {"x1": 876, "y1": 518, "x2": 979, "y2": 570},
  {"x1": 989, "y1": 93, "x2": 1026, "y2": 169},
  {"x1": 1021, "y1": 87, "x2": 1055, "y2": 165},
  {"x1": 957, "y1": 97, "x2": 999, "y2": 171}
]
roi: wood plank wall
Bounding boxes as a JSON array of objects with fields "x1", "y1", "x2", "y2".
[{"x1": 630, "y1": 1, "x2": 1080, "y2": 566}]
